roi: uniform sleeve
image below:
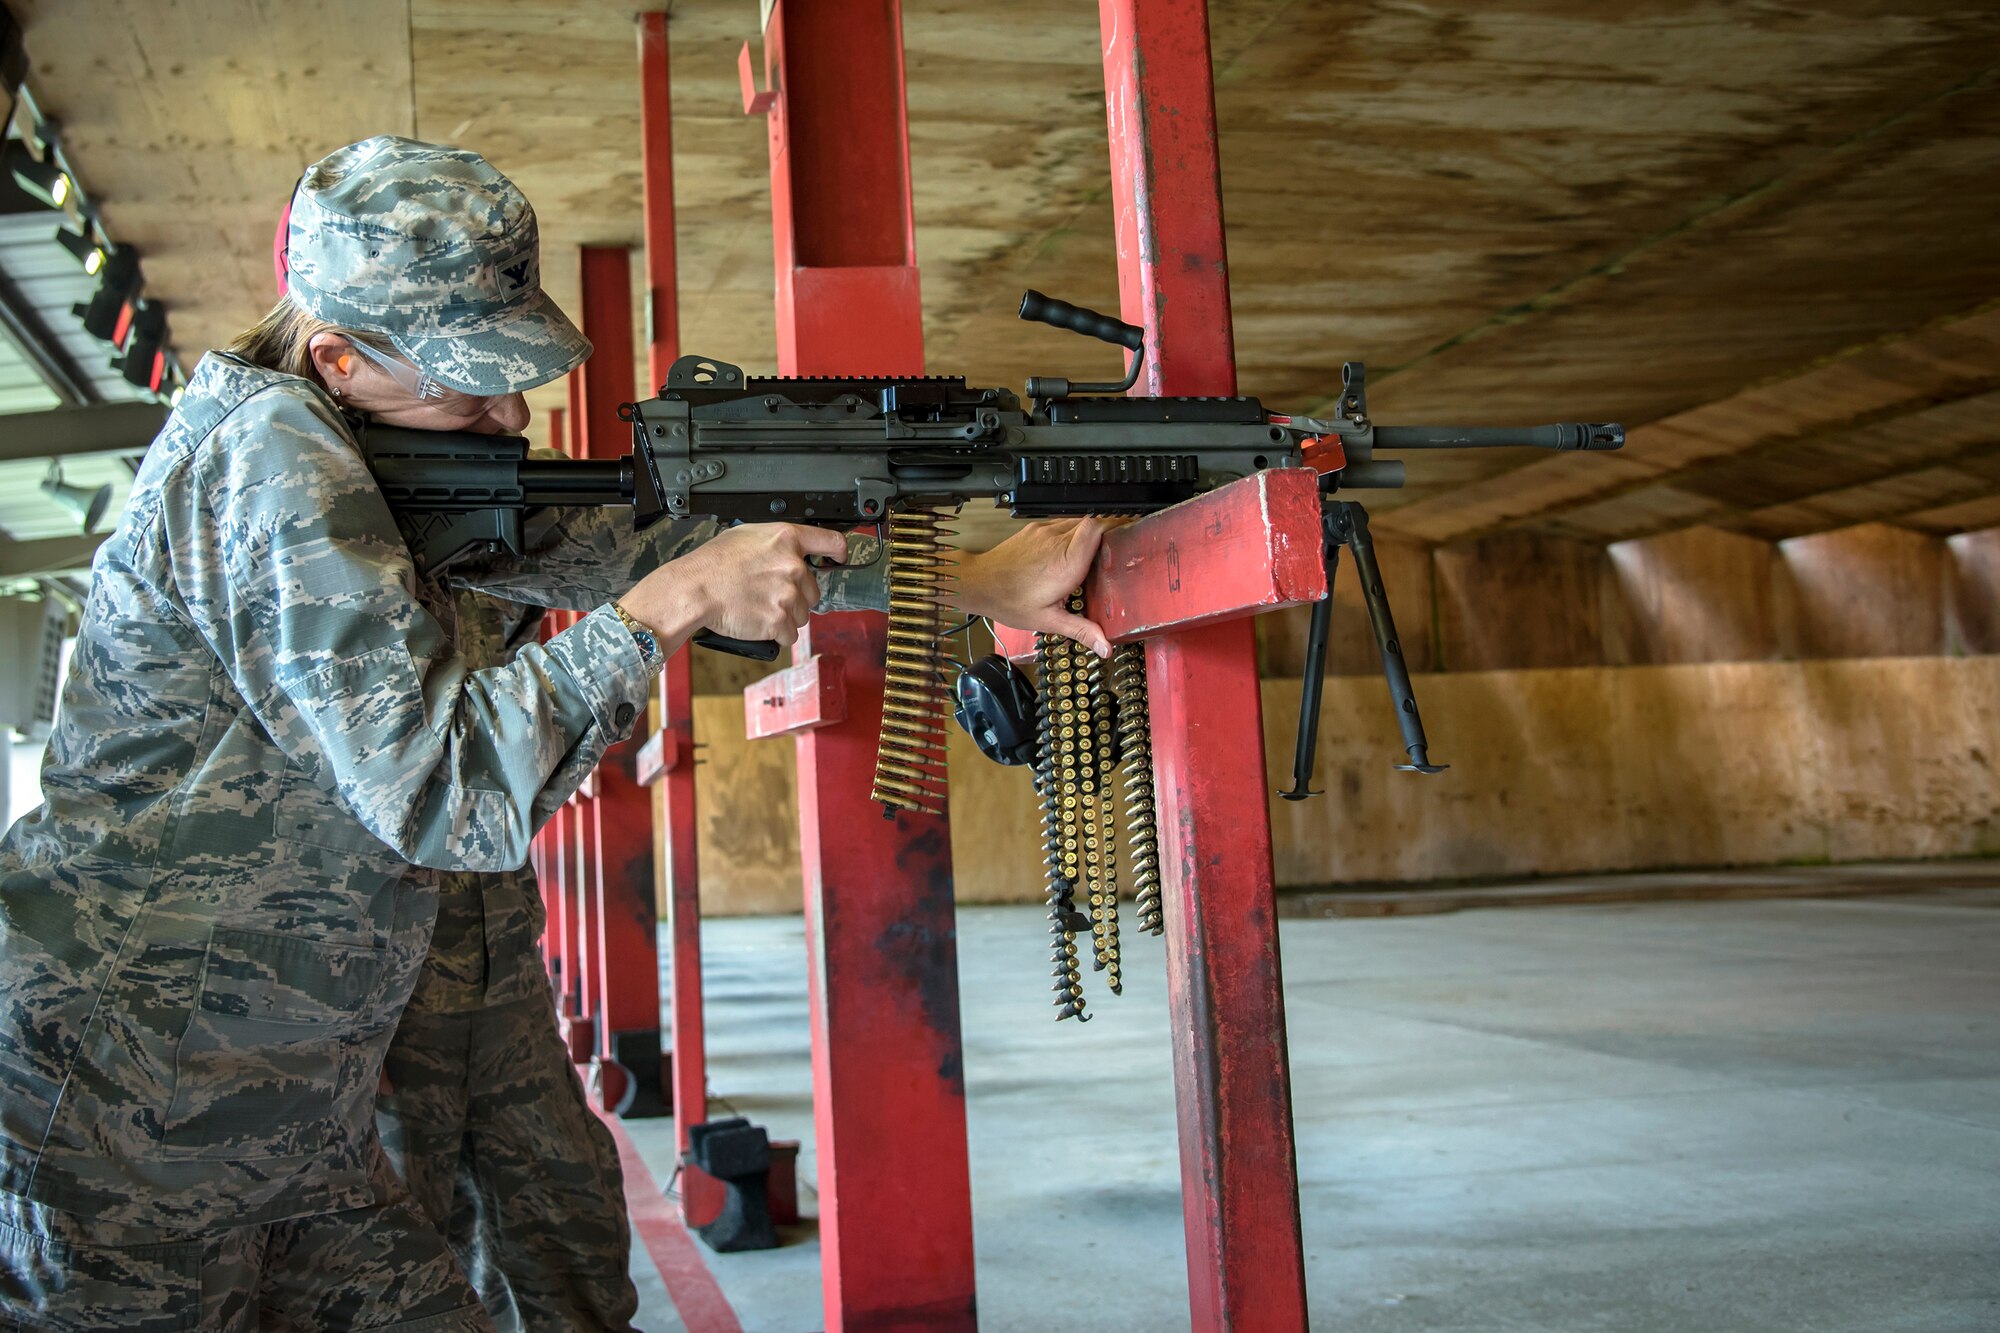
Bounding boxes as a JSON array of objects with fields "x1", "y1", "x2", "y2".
[
  {"x1": 451, "y1": 448, "x2": 890, "y2": 613},
  {"x1": 164, "y1": 387, "x2": 651, "y2": 873}
]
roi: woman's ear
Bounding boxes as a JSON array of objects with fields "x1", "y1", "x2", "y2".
[{"x1": 305, "y1": 332, "x2": 353, "y2": 392}]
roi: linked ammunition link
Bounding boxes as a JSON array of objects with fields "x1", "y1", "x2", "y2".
[
  {"x1": 870, "y1": 508, "x2": 957, "y2": 816},
  {"x1": 1112, "y1": 642, "x2": 1162, "y2": 935},
  {"x1": 1085, "y1": 640, "x2": 1121, "y2": 992},
  {"x1": 1037, "y1": 622, "x2": 1088, "y2": 1021}
]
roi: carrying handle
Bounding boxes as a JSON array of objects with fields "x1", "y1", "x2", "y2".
[{"x1": 1018, "y1": 289, "x2": 1144, "y2": 350}]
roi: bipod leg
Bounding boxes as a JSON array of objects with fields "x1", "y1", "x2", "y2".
[
  {"x1": 1279, "y1": 503, "x2": 1341, "y2": 800},
  {"x1": 1331, "y1": 501, "x2": 1447, "y2": 775}
]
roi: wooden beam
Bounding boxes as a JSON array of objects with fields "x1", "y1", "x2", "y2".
[
  {"x1": 1906, "y1": 492, "x2": 2000, "y2": 536},
  {"x1": 0, "y1": 533, "x2": 105, "y2": 578},
  {"x1": 1377, "y1": 306, "x2": 2000, "y2": 545},
  {"x1": 0, "y1": 401, "x2": 169, "y2": 462},
  {"x1": 1780, "y1": 522, "x2": 1945, "y2": 659}
]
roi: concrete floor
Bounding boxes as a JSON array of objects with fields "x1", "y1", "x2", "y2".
[{"x1": 622, "y1": 884, "x2": 2000, "y2": 1332}]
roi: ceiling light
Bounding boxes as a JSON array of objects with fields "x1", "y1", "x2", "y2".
[
  {"x1": 9, "y1": 148, "x2": 69, "y2": 209},
  {"x1": 74, "y1": 247, "x2": 140, "y2": 346},
  {"x1": 117, "y1": 302, "x2": 166, "y2": 392},
  {"x1": 55, "y1": 225, "x2": 103, "y2": 274}
]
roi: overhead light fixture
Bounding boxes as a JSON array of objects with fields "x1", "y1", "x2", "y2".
[
  {"x1": 41, "y1": 462, "x2": 112, "y2": 534},
  {"x1": 74, "y1": 246, "x2": 140, "y2": 346},
  {"x1": 55, "y1": 225, "x2": 103, "y2": 274},
  {"x1": 117, "y1": 302, "x2": 167, "y2": 393},
  {"x1": 9, "y1": 145, "x2": 69, "y2": 209}
]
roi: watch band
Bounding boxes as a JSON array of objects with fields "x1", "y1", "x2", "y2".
[{"x1": 610, "y1": 601, "x2": 664, "y2": 672}]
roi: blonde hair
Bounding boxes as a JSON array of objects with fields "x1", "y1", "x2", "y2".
[{"x1": 224, "y1": 299, "x2": 395, "y2": 382}]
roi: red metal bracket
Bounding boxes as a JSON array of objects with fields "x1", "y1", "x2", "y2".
[
  {"x1": 635, "y1": 728, "x2": 682, "y2": 786},
  {"x1": 992, "y1": 467, "x2": 1327, "y2": 659},
  {"x1": 738, "y1": 41, "x2": 777, "y2": 116},
  {"x1": 743, "y1": 654, "x2": 848, "y2": 739}
]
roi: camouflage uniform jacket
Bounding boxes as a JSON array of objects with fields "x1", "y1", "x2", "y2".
[{"x1": 0, "y1": 353, "x2": 882, "y2": 1230}]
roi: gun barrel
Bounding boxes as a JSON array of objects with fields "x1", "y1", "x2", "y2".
[{"x1": 1374, "y1": 423, "x2": 1623, "y2": 451}]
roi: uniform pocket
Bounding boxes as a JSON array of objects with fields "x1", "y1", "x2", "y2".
[
  {"x1": 271, "y1": 770, "x2": 411, "y2": 945},
  {"x1": 0, "y1": 1216, "x2": 200, "y2": 1331},
  {"x1": 159, "y1": 927, "x2": 385, "y2": 1160}
]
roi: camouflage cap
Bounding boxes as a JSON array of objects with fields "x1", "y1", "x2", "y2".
[{"x1": 283, "y1": 136, "x2": 589, "y2": 395}]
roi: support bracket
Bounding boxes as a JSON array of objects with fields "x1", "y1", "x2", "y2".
[
  {"x1": 743, "y1": 653, "x2": 847, "y2": 738},
  {"x1": 993, "y1": 467, "x2": 1327, "y2": 659}
]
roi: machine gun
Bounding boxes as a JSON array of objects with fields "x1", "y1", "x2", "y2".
[{"x1": 362, "y1": 291, "x2": 1622, "y2": 1018}]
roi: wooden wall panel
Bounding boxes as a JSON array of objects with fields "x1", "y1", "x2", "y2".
[
  {"x1": 1780, "y1": 522, "x2": 1945, "y2": 659},
  {"x1": 1433, "y1": 532, "x2": 1616, "y2": 671},
  {"x1": 1803, "y1": 657, "x2": 2000, "y2": 863},
  {"x1": 678, "y1": 656, "x2": 2000, "y2": 912},
  {"x1": 1946, "y1": 527, "x2": 2000, "y2": 655},
  {"x1": 686, "y1": 695, "x2": 801, "y2": 917},
  {"x1": 682, "y1": 692, "x2": 1047, "y2": 917},
  {"x1": 1263, "y1": 657, "x2": 2000, "y2": 888},
  {"x1": 1605, "y1": 525, "x2": 1784, "y2": 665}
]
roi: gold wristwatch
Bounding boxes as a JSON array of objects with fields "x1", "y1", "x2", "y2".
[{"x1": 610, "y1": 601, "x2": 664, "y2": 672}]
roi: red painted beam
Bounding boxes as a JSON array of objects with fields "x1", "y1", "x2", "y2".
[
  {"x1": 756, "y1": 2, "x2": 976, "y2": 1328},
  {"x1": 577, "y1": 243, "x2": 667, "y2": 1117},
  {"x1": 634, "y1": 727, "x2": 681, "y2": 786},
  {"x1": 742, "y1": 654, "x2": 847, "y2": 739},
  {"x1": 641, "y1": 8, "x2": 723, "y2": 1215},
  {"x1": 535, "y1": 409, "x2": 567, "y2": 978},
  {"x1": 792, "y1": 615, "x2": 974, "y2": 1332},
  {"x1": 1099, "y1": 1, "x2": 1311, "y2": 1328},
  {"x1": 991, "y1": 468, "x2": 1326, "y2": 660},
  {"x1": 757, "y1": 0, "x2": 924, "y2": 374}
]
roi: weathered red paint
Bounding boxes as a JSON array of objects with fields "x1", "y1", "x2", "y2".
[
  {"x1": 791, "y1": 616, "x2": 975, "y2": 1332},
  {"x1": 1099, "y1": 0, "x2": 1311, "y2": 1327},
  {"x1": 737, "y1": 40, "x2": 776, "y2": 116},
  {"x1": 991, "y1": 468, "x2": 1328, "y2": 660},
  {"x1": 534, "y1": 409, "x2": 566, "y2": 977},
  {"x1": 640, "y1": 13, "x2": 725, "y2": 1212},
  {"x1": 757, "y1": 0, "x2": 924, "y2": 375},
  {"x1": 634, "y1": 727, "x2": 680, "y2": 786},
  {"x1": 742, "y1": 653, "x2": 848, "y2": 738},
  {"x1": 576, "y1": 243, "x2": 668, "y2": 1116},
  {"x1": 756, "y1": 2, "x2": 976, "y2": 1326}
]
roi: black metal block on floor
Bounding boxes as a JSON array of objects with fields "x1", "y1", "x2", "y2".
[{"x1": 684, "y1": 1116, "x2": 778, "y2": 1252}]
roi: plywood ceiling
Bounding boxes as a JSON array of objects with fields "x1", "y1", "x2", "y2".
[{"x1": 12, "y1": 0, "x2": 2000, "y2": 545}]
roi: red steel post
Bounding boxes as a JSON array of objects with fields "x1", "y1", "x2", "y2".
[
  {"x1": 1098, "y1": 1, "x2": 1310, "y2": 1328},
  {"x1": 576, "y1": 243, "x2": 668, "y2": 1115},
  {"x1": 639, "y1": 7, "x2": 724, "y2": 1210},
  {"x1": 752, "y1": 3, "x2": 976, "y2": 1327},
  {"x1": 559, "y1": 377, "x2": 585, "y2": 1016},
  {"x1": 537, "y1": 405, "x2": 567, "y2": 980}
]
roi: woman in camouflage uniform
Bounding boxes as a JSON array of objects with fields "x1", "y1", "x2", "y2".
[{"x1": 0, "y1": 137, "x2": 1109, "y2": 1330}]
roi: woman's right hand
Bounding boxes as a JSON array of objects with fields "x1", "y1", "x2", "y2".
[{"x1": 618, "y1": 522, "x2": 851, "y2": 652}]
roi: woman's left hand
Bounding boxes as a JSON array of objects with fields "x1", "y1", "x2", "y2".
[{"x1": 951, "y1": 517, "x2": 1114, "y2": 658}]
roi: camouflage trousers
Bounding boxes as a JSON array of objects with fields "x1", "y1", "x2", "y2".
[
  {"x1": 378, "y1": 984, "x2": 638, "y2": 1332},
  {"x1": 0, "y1": 1148, "x2": 489, "y2": 1332}
]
